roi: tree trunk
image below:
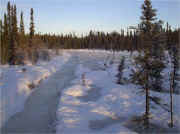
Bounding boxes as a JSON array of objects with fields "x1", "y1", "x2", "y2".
[
  {"x1": 145, "y1": 71, "x2": 149, "y2": 128},
  {"x1": 170, "y1": 70, "x2": 174, "y2": 127}
]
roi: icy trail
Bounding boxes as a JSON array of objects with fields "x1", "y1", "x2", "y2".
[{"x1": 1, "y1": 55, "x2": 78, "y2": 133}]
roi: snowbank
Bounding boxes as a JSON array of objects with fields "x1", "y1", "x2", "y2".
[{"x1": 0, "y1": 50, "x2": 71, "y2": 128}]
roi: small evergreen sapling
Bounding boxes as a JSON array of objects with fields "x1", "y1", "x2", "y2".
[{"x1": 116, "y1": 56, "x2": 125, "y2": 84}]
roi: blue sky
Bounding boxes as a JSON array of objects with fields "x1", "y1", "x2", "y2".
[{"x1": 1, "y1": 0, "x2": 179, "y2": 35}]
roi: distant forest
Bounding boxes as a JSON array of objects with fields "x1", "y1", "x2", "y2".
[{"x1": 0, "y1": 1, "x2": 179, "y2": 65}]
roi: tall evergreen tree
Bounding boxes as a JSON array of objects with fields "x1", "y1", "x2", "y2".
[
  {"x1": 13, "y1": 5, "x2": 19, "y2": 48},
  {"x1": 19, "y1": 11, "x2": 26, "y2": 49},
  {"x1": 29, "y1": 8, "x2": 37, "y2": 64},
  {"x1": 131, "y1": 0, "x2": 165, "y2": 128},
  {"x1": 7, "y1": 4, "x2": 19, "y2": 65},
  {"x1": 4, "y1": 14, "x2": 10, "y2": 64},
  {"x1": 20, "y1": 11, "x2": 25, "y2": 35},
  {"x1": 0, "y1": 13, "x2": 10, "y2": 64},
  {"x1": 7, "y1": 1, "x2": 11, "y2": 34},
  {"x1": 8, "y1": 4, "x2": 16, "y2": 64},
  {"x1": 6, "y1": 1, "x2": 12, "y2": 64},
  {"x1": 29, "y1": 8, "x2": 35, "y2": 47}
]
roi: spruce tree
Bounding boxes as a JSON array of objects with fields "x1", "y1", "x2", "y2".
[
  {"x1": 20, "y1": 12, "x2": 25, "y2": 35},
  {"x1": 7, "y1": 4, "x2": 19, "y2": 65},
  {"x1": 29, "y1": 8, "x2": 35, "y2": 47},
  {"x1": 8, "y1": 4, "x2": 16, "y2": 64},
  {"x1": 6, "y1": 1, "x2": 12, "y2": 64},
  {"x1": 12, "y1": 5, "x2": 19, "y2": 50},
  {"x1": 19, "y1": 11, "x2": 26, "y2": 49},
  {"x1": 131, "y1": 0, "x2": 165, "y2": 128},
  {"x1": 12, "y1": 5, "x2": 18, "y2": 36},
  {"x1": 0, "y1": 13, "x2": 10, "y2": 64},
  {"x1": 29, "y1": 8, "x2": 36, "y2": 64},
  {"x1": 3, "y1": 14, "x2": 8, "y2": 64},
  {"x1": 4, "y1": 13, "x2": 10, "y2": 64},
  {"x1": 7, "y1": 1, "x2": 11, "y2": 34}
]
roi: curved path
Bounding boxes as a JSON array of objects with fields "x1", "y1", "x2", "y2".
[{"x1": 1, "y1": 55, "x2": 79, "y2": 134}]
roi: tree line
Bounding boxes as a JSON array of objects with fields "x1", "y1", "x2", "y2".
[
  {"x1": 38, "y1": 26, "x2": 179, "y2": 51},
  {"x1": 0, "y1": 1, "x2": 179, "y2": 65}
]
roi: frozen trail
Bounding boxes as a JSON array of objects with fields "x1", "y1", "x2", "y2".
[{"x1": 1, "y1": 55, "x2": 79, "y2": 134}]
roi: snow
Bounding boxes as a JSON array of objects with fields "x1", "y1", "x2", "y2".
[
  {"x1": 56, "y1": 50, "x2": 180, "y2": 134},
  {"x1": 0, "y1": 50, "x2": 71, "y2": 128},
  {"x1": 0, "y1": 49, "x2": 179, "y2": 133},
  {"x1": 56, "y1": 52, "x2": 140, "y2": 134}
]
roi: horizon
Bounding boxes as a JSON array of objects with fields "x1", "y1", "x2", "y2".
[{"x1": 1, "y1": 0, "x2": 180, "y2": 35}]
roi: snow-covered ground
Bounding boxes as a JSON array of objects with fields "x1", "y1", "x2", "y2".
[
  {"x1": 56, "y1": 50, "x2": 180, "y2": 134},
  {"x1": 0, "y1": 50, "x2": 70, "y2": 128},
  {"x1": 0, "y1": 50, "x2": 179, "y2": 133}
]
